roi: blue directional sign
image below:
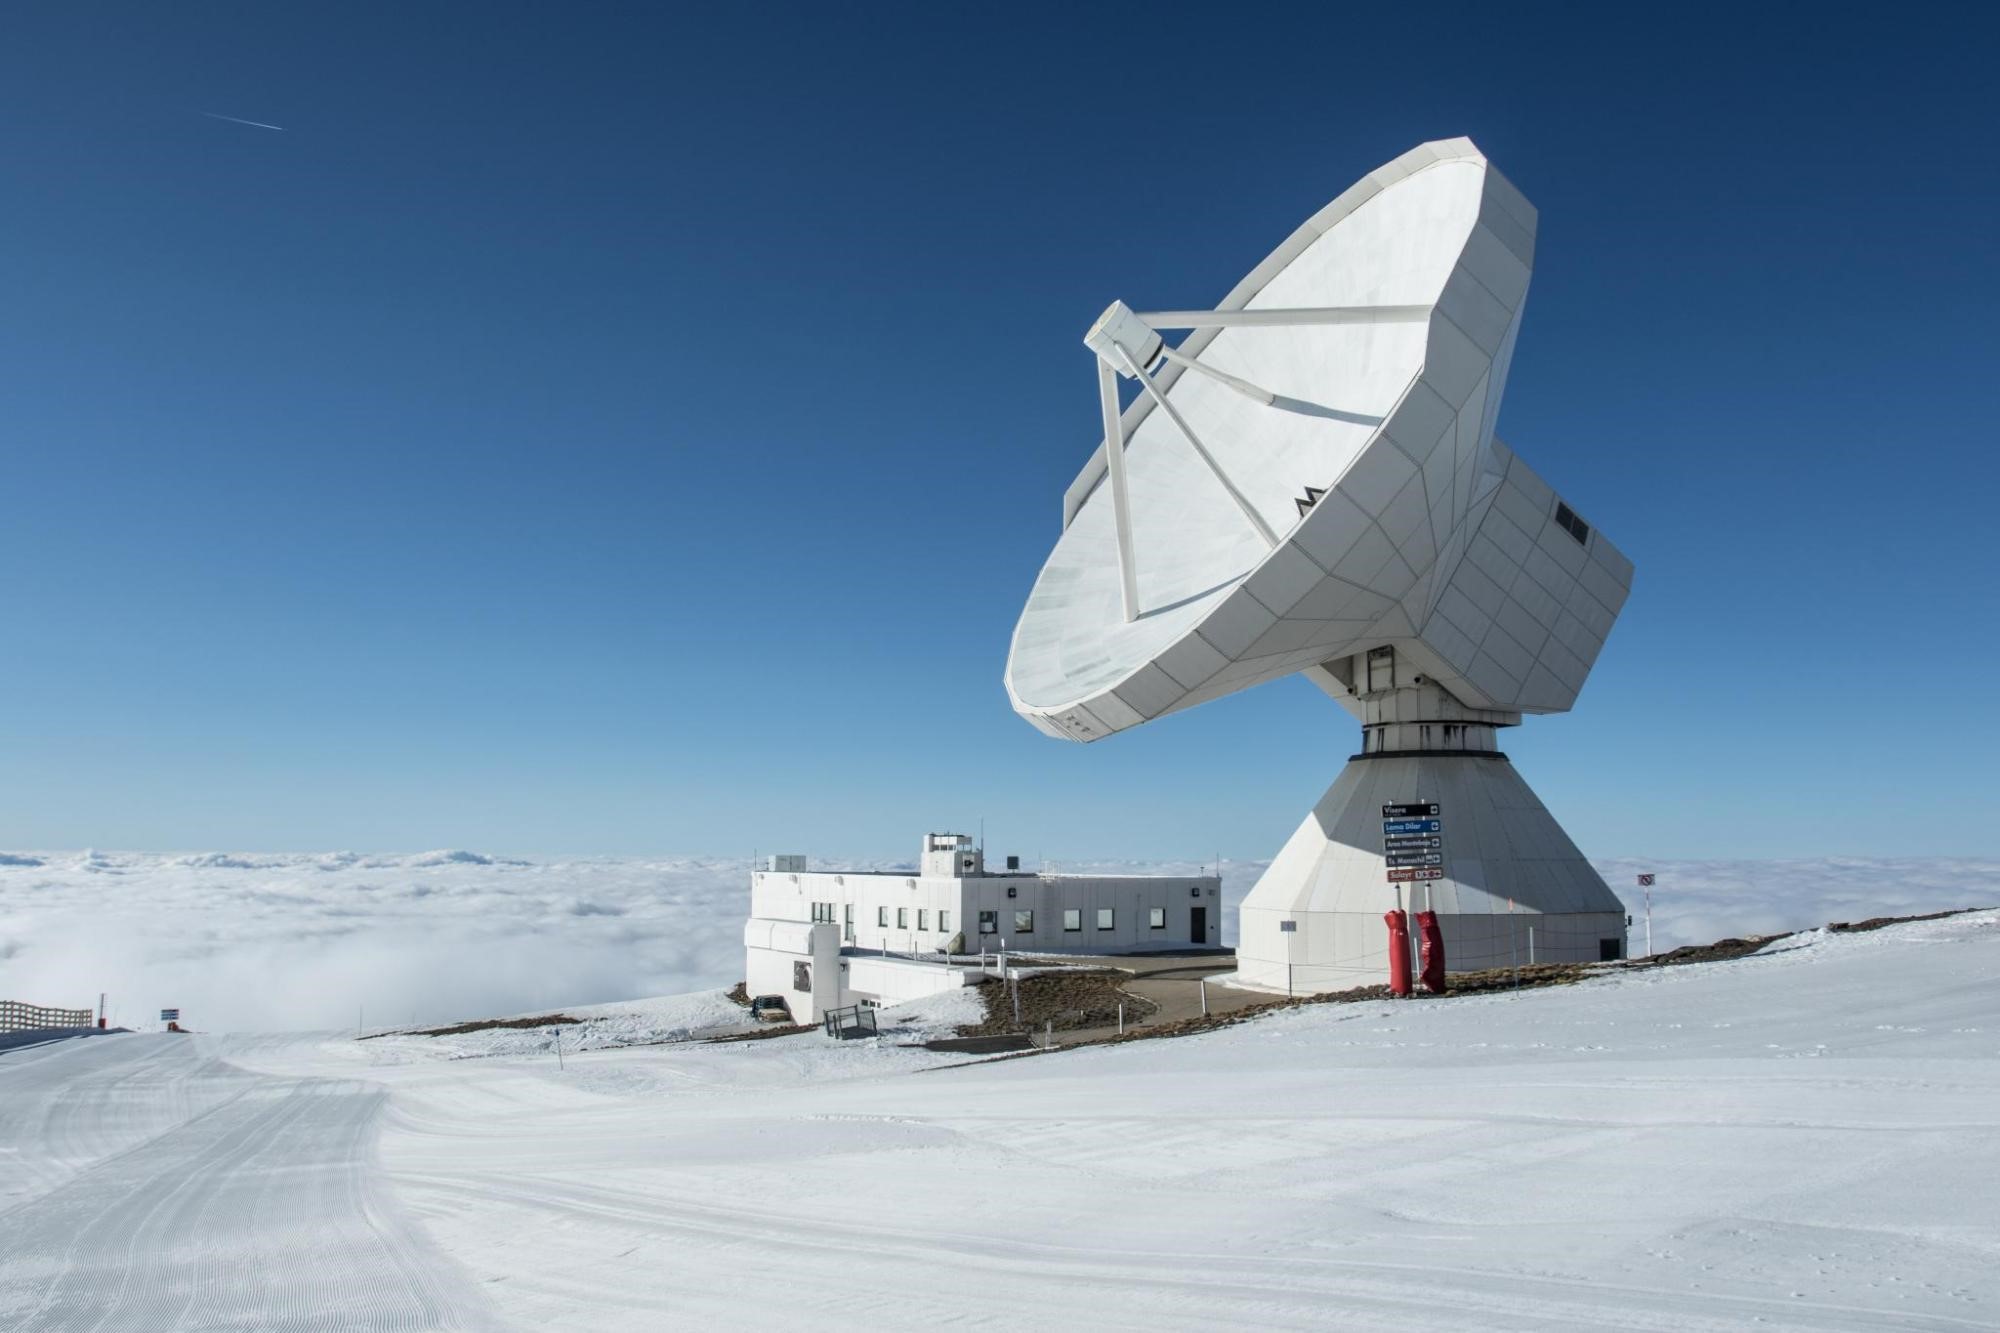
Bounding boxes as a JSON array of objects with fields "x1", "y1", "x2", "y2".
[
  {"x1": 1382, "y1": 819, "x2": 1441, "y2": 835},
  {"x1": 160, "y1": 1008, "x2": 180, "y2": 1021}
]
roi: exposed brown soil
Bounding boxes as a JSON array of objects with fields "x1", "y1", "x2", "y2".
[
  {"x1": 371, "y1": 1013, "x2": 582, "y2": 1039},
  {"x1": 705, "y1": 1022, "x2": 814, "y2": 1043},
  {"x1": 725, "y1": 981, "x2": 751, "y2": 1007},
  {"x1": 1640, "y1": 936, "x2": 1789, "y2": 966},
  {"x1": 957, "y1": 969, "x2": 1159, "y2": 1038},
  {"x1": 1828, "y1": 907, "x2": 1977, "y2": 933},
  {"x1": 1440, "y1": 961, "x2": 1600, "y2": 991}
]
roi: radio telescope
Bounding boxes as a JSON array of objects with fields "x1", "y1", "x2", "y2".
[{"x1": 1004, "y1": 138, "x2": 1633, "y2": 992}]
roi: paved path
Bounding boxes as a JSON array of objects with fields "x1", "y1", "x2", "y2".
[{"x1": 0, "y1": 1033, "x2": 498, "y2": 1331}]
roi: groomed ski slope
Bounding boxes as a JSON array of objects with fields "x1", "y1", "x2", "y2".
[{"x1": 3, "y1": 912, "x2": 1996, "y2": 1331}]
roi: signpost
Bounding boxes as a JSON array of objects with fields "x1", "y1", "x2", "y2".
[
  {"x1": 1279, "y1": 918, "x2": 1297, "y2": 996},
  {"x1": 1383, "y1": 803, "x2": 1445, "y2": 987},
  {"x1": 1636, "y1": 872, "x2": 1656, "y2": 957},
  {"x1": 1382, "y1": 818, "x2": 1441, "y2": 835},
  {"x1": 160, "y1": 1008, "x2": 179, "y2": 1031}
]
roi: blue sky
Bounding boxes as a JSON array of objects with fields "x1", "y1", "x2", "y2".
[{"x1": 1, "y1": 3, "x2": 1994, "y2": 861}]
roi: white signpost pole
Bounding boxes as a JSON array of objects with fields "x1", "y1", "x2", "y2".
[
  {"x1": 1637, "y1": 873, "x2": 1656, "y2": 957},
  {"x1": 1508, "y1": 898, "x2": 1518, "y2": 989},
  {"x1": 1381, "y1": 802, "x2": 1442, "y2": 992}
]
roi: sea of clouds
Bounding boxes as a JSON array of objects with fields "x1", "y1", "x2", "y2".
[{"x1": 2, "y1": 849, "x2": 1994, "y2": 1032}]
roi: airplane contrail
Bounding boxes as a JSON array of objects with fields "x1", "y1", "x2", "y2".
[{"x1": 201, "y1": 111, "x2": 286, "y2": 132}]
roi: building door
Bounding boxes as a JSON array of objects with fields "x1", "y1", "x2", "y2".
[{"x1": 1191, "y1": 905, "x2": 1207, "y2": 944}]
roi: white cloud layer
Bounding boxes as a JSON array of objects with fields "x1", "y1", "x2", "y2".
[{"x1": 2, "y1": 850, "x2": 1994, "y2": 1031}]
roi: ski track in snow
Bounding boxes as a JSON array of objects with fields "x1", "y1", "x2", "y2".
[{"x1": 0, "y1": 1035, "x2": 498, "y2": 1331}]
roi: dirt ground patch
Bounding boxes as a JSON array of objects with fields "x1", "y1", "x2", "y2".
[
  {"x1": 1641, "y1": 936, "x2": 1789, "y2": 966},
  {"x1": 706, "y1": 1023, "x2": 814, "y2": 1043},
  {"x1": 371, "y1": 1013, "x2": 582, "y2": 1039},
  {"x1": 1828, "y1": 907, "x2": 1978, "y2": 934},
  {"x1": 957, "y1": 970, "x2": 1157, "y2": 1037}
]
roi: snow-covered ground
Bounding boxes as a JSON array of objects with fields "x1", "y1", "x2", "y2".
[
  {"x1": 355, "y1": 985, "x2": 984, "y2": 1063},
  {"x1": 3, "y1": 911, "x2": 1996, "y2": 1330},
  {"x1": 355, "y1": 988, "x2": 757, "y2": 1062},
  {"x1": 3, "y1": 849, "x2": 1996, "y2": 1032}
]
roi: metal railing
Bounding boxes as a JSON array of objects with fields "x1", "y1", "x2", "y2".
[
  {"x1": 0, "y1": 1000, "x2": 94, "y2": 1033},
  {"x1": 822, "y1": 1004, "x2": 879, "y2": 1041}
]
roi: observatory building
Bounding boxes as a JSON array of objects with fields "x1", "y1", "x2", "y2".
[
  {"x1": 1004, "y1": 138, "x2": 1632, "y2": 994},
  {"x1": 743, "y1": 834, "x2": 1220, "y2": 1022}
]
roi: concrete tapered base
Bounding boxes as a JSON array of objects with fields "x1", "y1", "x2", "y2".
[{"x1": 1234, "y1": 751, "x2": 1626, "y2": 994}]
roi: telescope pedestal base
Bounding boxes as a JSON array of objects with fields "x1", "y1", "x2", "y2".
[{"x1": 1233, "y1": 749, "x2": 1627, "y2": 995}]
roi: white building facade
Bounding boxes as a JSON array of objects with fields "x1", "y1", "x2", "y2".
[{"x1": 743, "y1": 834, "x2": 1221, "y2": 1022}]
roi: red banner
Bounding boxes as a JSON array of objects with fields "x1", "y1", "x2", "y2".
[
  {"x1": 1384, "y1": 909, "x2": 1412, "y2": 996},
  {"x1": 1416, "y1": 909, "x2": 1446, "y2": 994}
]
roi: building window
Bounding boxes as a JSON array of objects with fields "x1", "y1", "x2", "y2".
[
  {"x1": 877, "y1": 906, "x2": 888, "y2": 927},
  {"x1": 939, "y1": 911, "x2": 950, "y2": 933},
  {"x1": 918, "y1": 909, "x2": 930, "y2": 931},
  {"x1": 1096, "y1": 908, "x2": 1114, "y2": 930},
  {"x1": 793, "y1": 961, "x2": 811, "y2": 991},
  {"x1": 1063, "y1": 909, "x2": 1081, "y2": 932},
  {"x1": 1014, "y1": 909, "x2": 1034, "y2": 933},
  {"x1": 1555, "y1": 500, "x2": 1590, "y2": 545},
  {"x1": 897, "y1": 907, "x2": 908, "y2": 929},
  {"x1": 978, "y1": 910, "x2": 997, "y2": 934},
  {"x1": 1149, "y1": 907, "x2": 1166, "y2": 929}
]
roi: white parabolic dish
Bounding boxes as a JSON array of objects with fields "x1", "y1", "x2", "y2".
[{"x1": 1005, "y1": 138, "x2": 1629, "y2": 742}]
